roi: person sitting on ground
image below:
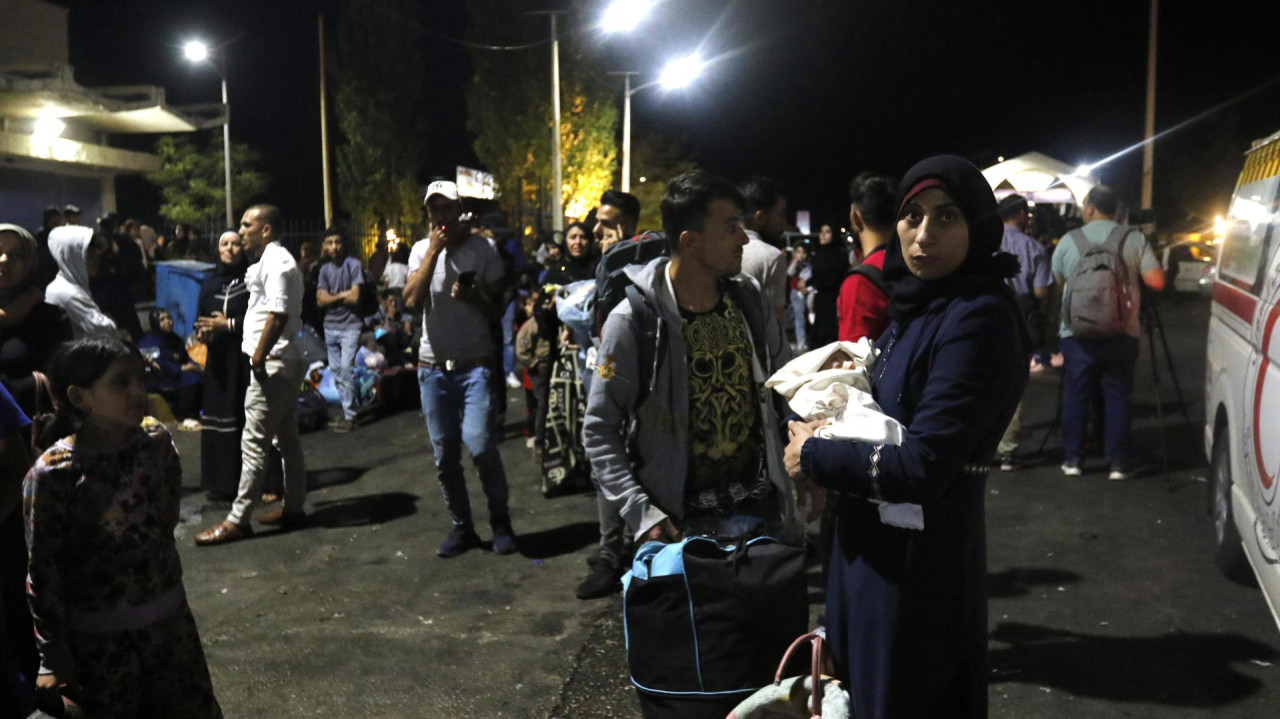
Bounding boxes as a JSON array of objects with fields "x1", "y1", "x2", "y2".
[
  {"x1": 364, "y1": 288, "x2": 414, "y2": 366},
  {"x1": 138, "y1": 308, "x2": 203, "y2": 421},
  {"x1": 44, "y1": 226, "x2": 118, "y2": 339}
]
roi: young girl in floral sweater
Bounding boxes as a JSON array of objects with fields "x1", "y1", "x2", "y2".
[{"x1": 23, "y1": 336, "x2": 221, "y2": 717}]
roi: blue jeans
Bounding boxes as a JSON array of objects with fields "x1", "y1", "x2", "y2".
[
  {"x1": 1061, "y1": 334, "x2": 1139, "y2": 465},
  {"x1": 418, "y1": 365, "x2": 510, "y2": 527},
  {"x1": 790, "y1": 290, "x2": 808, "y2": 349},
  {"x1": 502, "y1": 300, "x2": 517, "y2": 376},
  {"x1": 326, "y1": 326, "x2": 361, "y2": 420}
]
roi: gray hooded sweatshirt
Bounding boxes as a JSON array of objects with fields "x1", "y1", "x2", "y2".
[
  {"x1": 582, "y1": 256, "x2": 797, "y2": 541},
  {"x1": 46, "y1": 225, "x2": 117, "y2": 338}
]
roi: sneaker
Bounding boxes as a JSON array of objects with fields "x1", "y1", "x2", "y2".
[
  {"x1": 1108, "y1": 465, "x2": 1133, "y2": 481},
  {"x1": 1060, "y1": 459, "x2": 1082, "y2": 477},
  {"x1": 505, "y1": 372, "x2": 522, "y2": 389},
  {"x1": 999, "y1": 454, "x2": 1021, "y2": 472},
  {"x1": 575, "y1": 561, "x2": 622, "y2": 600},
  {"x1": 331, "y1": 418, "x2": 352, "y2": 433},
  {"x1": 437, "y1": 525, "x2": 483, "y2": 558},
  {"x1": 491, "y1": 517, "x2": 518, "y2": 555}
]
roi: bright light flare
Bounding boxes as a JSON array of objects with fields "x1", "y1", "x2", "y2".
[
  {"x1": 600, "y1": 0, "x2": 655, "y2": 33},
  {"x1": 659, "y1": 54, "x2": 703, "y2": 90},
  {"x1": 32, "y1": 117, "x2": 65, "y2": 139},
  {"x1": 1212, "y1": 214, "x2": 1226, "y2": 238},
  {"x1": 1074, "y1": 163, "x2": 1093, "y2": 176},
  {"x1": 183, "y1": 40, "x2": 210, "y2": 63}
]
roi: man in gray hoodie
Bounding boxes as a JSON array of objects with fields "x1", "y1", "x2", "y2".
[{"x1": 583, "y1": 171, "x2": 796, "y2": 548}]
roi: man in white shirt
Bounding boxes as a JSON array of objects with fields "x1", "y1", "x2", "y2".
[
  {"x1": 404, "y1": 181, "x2": 518, "y2": 558},
  {"x1": 196, "y1": 204, "x2": 308, "y2": 545},
  {"x1": 737, "y1": 176, "x2": 789, "y2": 323}
]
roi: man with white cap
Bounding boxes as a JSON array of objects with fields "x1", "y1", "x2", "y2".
[{"x1": 404, "y1": 180, "x2": 518, "y2": 557}]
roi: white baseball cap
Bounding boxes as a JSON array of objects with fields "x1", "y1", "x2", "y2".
[{"x1": 424, "y1": 180, "x2": 460, "y2": 203}]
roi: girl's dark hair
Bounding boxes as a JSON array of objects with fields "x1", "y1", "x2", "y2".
[
  {"x1": 46, "y1": 336, "x2": 139, "y2": 439},
  {"x1": 148, "y1": 307, "x2": 171, "y2": 334}
]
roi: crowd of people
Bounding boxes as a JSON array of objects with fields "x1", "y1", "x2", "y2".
[{"x1": 0, "y1": 154, "x2": 1168, "y2": 716}]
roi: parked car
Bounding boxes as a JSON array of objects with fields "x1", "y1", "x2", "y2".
[
  {"x1": 1163, "y1": 239, "x2": 1217, "y2": 295},
  {"x1": 1204, "y1": 126, "x2": 1280, "y2": 631}
]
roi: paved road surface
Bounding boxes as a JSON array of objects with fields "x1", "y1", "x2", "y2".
[{"x1": 154, "y1": 296, "x2": 1280, "y2": 718}]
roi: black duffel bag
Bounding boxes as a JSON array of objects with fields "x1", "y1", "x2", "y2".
[{"x1": 623, "y1": 534, "x2": 808, "y2": 719}]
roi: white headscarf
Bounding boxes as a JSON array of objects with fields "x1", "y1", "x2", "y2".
[{"x1": 45, "y1": 225, "x2": 117, "y2": 338}]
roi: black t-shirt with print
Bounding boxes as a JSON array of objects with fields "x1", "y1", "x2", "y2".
[{"x1": 679, "y1": 293, "x2": 772, "y2": 515}]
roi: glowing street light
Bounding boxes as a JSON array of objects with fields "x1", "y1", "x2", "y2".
[
  {"x1": 182, "y1": 38, "x2": 233, "y2": 227},
  {"x1": 600, "y1": 0, "x2": 655, "y2": 34},
  {"x1": 658, "y1": 54, "x2": 703, "y2": 90},
  {"x1": 183, "y1": 40, "x2": 209, "y2": 63},
  {"x1": 32, "y1": 117, "x2": 66, "y2": 139}
]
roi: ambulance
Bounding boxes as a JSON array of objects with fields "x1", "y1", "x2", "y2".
[{"x1": 1206, "y1": 128, "x2": 1280, "y2": 628}]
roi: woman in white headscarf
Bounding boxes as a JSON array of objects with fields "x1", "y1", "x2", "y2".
[{"x1": 44, "y1": 226, "x2": 117, "y2": 339}]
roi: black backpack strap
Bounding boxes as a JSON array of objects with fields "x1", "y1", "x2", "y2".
[
  {"x1": 625, "y1": 283, "x2": 662, "y2": 407},
  {"x1": 845, "y1": 262, "x2": 887, "y2": 295}
]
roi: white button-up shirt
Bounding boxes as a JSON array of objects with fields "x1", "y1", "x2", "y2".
[{"x1": 241, "y1": 241, "x2": 303, "y2": 358}]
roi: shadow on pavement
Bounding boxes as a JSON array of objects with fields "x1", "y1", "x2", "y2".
[
  {"x1": 518, "y1": 521, "x2": 599, "y2": 559},
  {"x1": 306, "y1": 466, "x2": 367, "y2": 491},
  {"x1": 988, "y1": 621, "x2": 1278, "y2": 706},
  {"x1": 988, "y1": 567, "x2": 1082, "y2": 598},
  {"x1": 306, "y1": 491, "x2": 419, "y2": 528}
]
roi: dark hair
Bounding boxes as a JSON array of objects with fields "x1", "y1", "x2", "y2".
[
  {"x1": 147, "y1": 307, "x2": 172, "y2": 334},
  {"x1": 48, "y1": 336, "x2": 140, "y2": 437},
  {"x1": 321, "y1": 227, "x2": 348, "y2": 254},
  {"x1": 848, "y1": 172, "x2": 897, "y2": 233},
  {"x1": 660, "y1": 170, "x2": 745, "y2": 252},
  {"x1": 42, "y1": 206, "x2": 63, "y2": 226},
  {"x1": 565, "y1": 221, "x2": 591, "y2": 240},
  {"x1": 1084, "y1": 185, "x2": 1118, "y2": 216},
  {"x1": 738, "y1": 175, "x2": 785, "y2": 217},
  {"x1": 600, "y1": 190, "x2": 640, "y2": 223},
  {"x1": 997, "y1": 194, "x2": 1029, "y2": 221},
  {"x1": 249, "y1": 204, "x2": 283, "y2": 234}
]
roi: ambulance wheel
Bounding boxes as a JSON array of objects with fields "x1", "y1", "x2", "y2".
[{"x1": 1212, "y1": 431, "x2": 1254, "y2": 585}]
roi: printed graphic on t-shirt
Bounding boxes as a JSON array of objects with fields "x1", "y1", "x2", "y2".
[{"x1": 681, "y1": 295, "x2": 769, "y2": 512}]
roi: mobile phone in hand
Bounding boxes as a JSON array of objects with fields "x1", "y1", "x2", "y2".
[{"x1": 458, "y1": 270, "x2": 476, "y2": 287}]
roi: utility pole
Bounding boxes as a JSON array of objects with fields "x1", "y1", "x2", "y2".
[
  {"x1": 1142, "y1": 0, "x2": 1158, "y2": 224},
  {"x1": 319, "y1": 14, "x2": 333, "y2": 228}
]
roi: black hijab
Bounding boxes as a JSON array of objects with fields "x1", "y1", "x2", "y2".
[
  {"x1": 197, "y1": 234, "x2": 249, "y2": 316},
  {"x1": 882, "y1": 155, "x2": 1021, "y2": 322}
]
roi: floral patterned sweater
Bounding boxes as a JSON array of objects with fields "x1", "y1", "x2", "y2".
[{"x1": 22, "y1": 417, "x2": 185, "y2": 676}]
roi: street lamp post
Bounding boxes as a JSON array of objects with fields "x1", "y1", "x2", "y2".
[
  {"x1": 610, "y1": 56, "x2": 703, "y2": 194},
  {"x1": 528, "y1": 10, "x2": 566, "y2": 234},
  {"x1": 184, "y1": 40, "x2": 234, "y2": 228}
]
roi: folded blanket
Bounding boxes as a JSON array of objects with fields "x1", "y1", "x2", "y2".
[{"x1": 767, "y1": 341, "x2": 922, "y2": 531}]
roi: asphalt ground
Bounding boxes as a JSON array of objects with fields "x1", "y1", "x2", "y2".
[{"x1": 48, "y1": 294, "x2": 1278, "y2": 718}]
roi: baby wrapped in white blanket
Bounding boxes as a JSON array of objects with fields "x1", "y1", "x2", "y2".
[{"x1": 766, "y1": 340, "x2": 924, "y2": 530}]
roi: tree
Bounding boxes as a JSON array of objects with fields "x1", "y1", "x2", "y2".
[
  {"x1": 627, "y1": 132, "x2": 698, "y2": 233},
  {"x1": 147, "y1": 132, "x2": 269, "y2": 230},
  {"x1": 332, "y1": 0, "x2": 428, "y2": 246},
  {"x1": 465, "y1": 0, "x2": 617, "y2": 233}
]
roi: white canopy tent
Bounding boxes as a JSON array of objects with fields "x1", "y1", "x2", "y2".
[{"x1": 982, "y1": 152, "x2": 1097, "y2": 207}]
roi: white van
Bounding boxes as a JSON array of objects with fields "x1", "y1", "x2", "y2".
[{"x1": 1205, "y1": 128, "x2": 1280, "y2": 628}]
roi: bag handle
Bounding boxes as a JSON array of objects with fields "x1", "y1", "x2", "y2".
[{"x1": 774, "y1": 630, "x2": 831, "y2": 717}]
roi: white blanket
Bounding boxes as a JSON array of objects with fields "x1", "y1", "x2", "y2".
[{"x1": 767, "y1": 341, "x2": 923, "y2": 531}]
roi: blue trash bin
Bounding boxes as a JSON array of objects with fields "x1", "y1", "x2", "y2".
[{"x1": 154, "y1": 260, "x2": 215, "y2": 340}]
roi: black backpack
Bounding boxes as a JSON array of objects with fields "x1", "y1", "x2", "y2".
[
  {"x1": 592, "y1": 231, "x2": 670, "y2": 338},
  {"x1": 844, "y1": 260, "x2": 888, "y2": 295}
]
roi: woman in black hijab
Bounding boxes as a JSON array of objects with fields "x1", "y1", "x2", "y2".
[
  {"x1": 540, "y1": 221, "x2": 596, "y2": 287},
  {"x1": 807, "y1": 223, "x2": 850, "y2": 346},
  {"x1": 194, "y1": 230, "x2": 251, "y2": 500},
  {"x1": 785, "y1": 156, "x2": 1029, "y2": 718}
]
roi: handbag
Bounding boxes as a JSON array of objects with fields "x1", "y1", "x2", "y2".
[{"x1": 727, "y1": 630, "x2": 851, "y2": 719}]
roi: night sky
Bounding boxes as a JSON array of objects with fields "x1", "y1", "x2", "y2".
[{"x1": 60, "y1": 0, "x2": 1280, "y2": 231}]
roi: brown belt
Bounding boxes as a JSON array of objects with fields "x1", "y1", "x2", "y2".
[{"x1": 418, "y1": 357, "x2": 490, "y2": 373}]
